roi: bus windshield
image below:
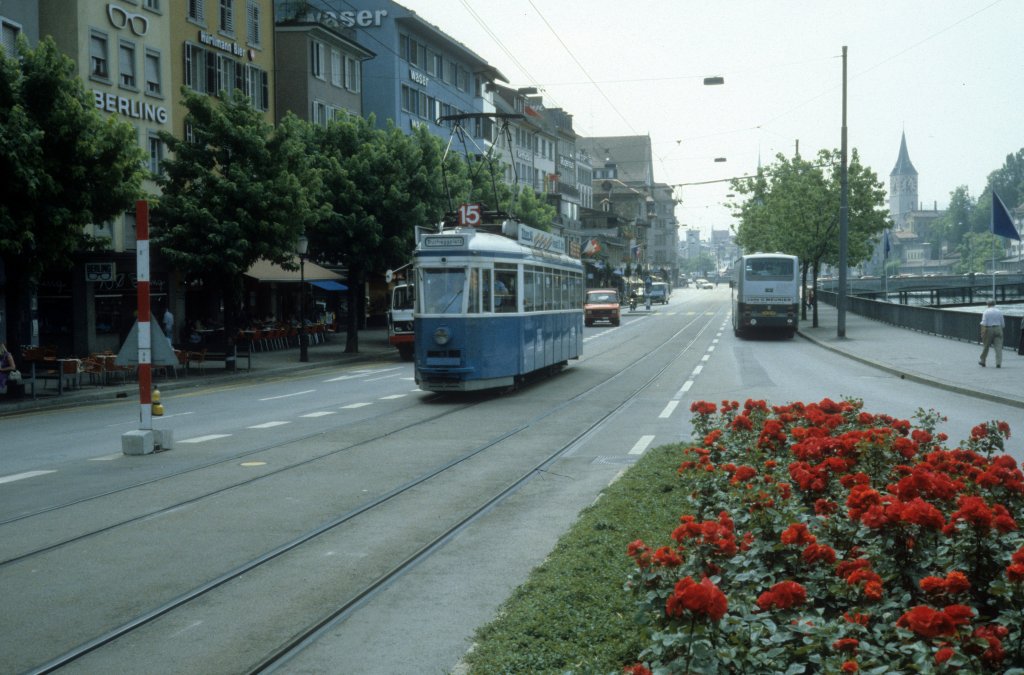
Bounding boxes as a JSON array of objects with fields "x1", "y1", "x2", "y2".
[
  {"x1": 745, "y1": 258, "x2": 794, "y2": 280},
  {"x1": 392, "y1": 284, "x2": 415, "y2": 310},
  {"x1": 419, "y1": 268, "x2": 465, "y2": 314}
]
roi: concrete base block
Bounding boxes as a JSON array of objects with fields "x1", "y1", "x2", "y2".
[
  {"x1": 122, "y1": 430, "x2": 154, "y2": 455},
  {"x1": 153, "y1": 428, "x2": 174, "y2": 452}
]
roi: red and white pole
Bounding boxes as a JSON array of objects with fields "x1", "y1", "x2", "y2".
[{"x1": 136, "y1": 199, "x2": 152, "y2": 430}]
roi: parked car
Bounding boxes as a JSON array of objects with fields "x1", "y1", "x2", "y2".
[
  {"x1": 648, "y1": 282, "x2": 669, "y2": 304},
  {"x1": 584, "y1": 289, "x2": 620, "y2": 326}
]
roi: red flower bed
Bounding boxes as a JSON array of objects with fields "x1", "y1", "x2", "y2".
[{"x1": 623, "y1": 398, "x2": 1024, "y2": 673}]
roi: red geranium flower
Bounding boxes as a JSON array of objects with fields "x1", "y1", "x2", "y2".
[
  {"x1": 652, "y1": 546, "x2": 682, "y2": 567},
  {"x1": 896, "y1": 606, "x2": 957, "y2": 638},
  {"x1": 832, "y1": 638, "x2": 859, "y2": 652},
  {"x1": 756, "y1": 581, "x2": 807, "y2": 611},
  {"x1": 780, "y1": 522, "x2": 817, "y2": 546},
  {"x1": 802, "y1": 543, "x2": 837, "y2": 565},
  {"x1": 935, "y1": 647, "x2": 955, "y2": 664},
  {"x1": 623, "y1": 664, "x2": 652, "y2": 675},
  {"x1": 666, "y1": 576, "x2": 728, "y2": 622},
  {"x1": 840, "y1": 660, "x2": 859, "y2": 673}
]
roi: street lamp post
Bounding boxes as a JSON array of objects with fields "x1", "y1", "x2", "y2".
[{"x1": 297, "y1": 233, "x2": 309, "y2": 363}]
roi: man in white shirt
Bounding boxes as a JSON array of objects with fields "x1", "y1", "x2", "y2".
[{"x1": 979, "y1": 301, "x2": 1004, "y2": 368}]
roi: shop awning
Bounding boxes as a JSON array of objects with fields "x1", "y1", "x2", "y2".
[
  {"x1": 244, "y1": 257, "x2": 342, "y2": 282},
  {"x1": 310, "y1": 280, "x2": 348, "y2": 292}
]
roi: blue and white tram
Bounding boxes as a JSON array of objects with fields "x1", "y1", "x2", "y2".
[
  {"x1": 413, "y1": 224, "x2": 584, "y2": 392},
  {"x1": 732, "y1": 253, "x2": 800, "y2": 338}
]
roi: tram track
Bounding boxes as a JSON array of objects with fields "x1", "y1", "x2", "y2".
[{"x1": 11, "y1": 307, "x2": 724, "y2": 674}]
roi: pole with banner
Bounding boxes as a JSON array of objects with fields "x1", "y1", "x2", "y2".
[
  {"x1": 121, "y1": 199, "x2": 168, "y2": 455},
  {"x1": 137, "y1": 200, "x2": 153, "y2": 431}
]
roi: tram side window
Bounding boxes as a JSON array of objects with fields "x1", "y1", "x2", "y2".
[
  {"x1": 420, "y1": 267, "x2": 466, "y2": 314},
  {"x1": 543, "y1": 271, "x2": 554, "y2": 311},
  {"x1": 524, "y1": 266, "x2": 538, "y2": 311},
  {"x1": 495, "y1": 266, "x2": 517, "y2": 312},
  {"x1": 467, "y1": 268, "x2": 481, "y2": 313}
]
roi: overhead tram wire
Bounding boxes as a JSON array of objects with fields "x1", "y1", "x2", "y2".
[{"x1": 524, "y1": 0, "x2": 641, "y2": 138}]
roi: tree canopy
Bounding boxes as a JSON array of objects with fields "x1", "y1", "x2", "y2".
[
  {"x1": 0, "y1": 36, "x2": 146, "y2": 350},
  {"x1": 152, "y1": 89, "x2": 318, "y2": 364}
]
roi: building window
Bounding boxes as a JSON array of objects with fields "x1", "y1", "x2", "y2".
[
  {"x1": 149, "y1": 133, "x2": 164, "y2": 176},
  {"x1": 144, "y1": 49, "x2": 162, "y2": 96},
  {"x1": 444, "y1": 59, "x2": 456, "y2": 85},
  {"x1": 330, "y1": 49, "x2": 341, "y2": 87},
  {"x1": 188, "y1": 0, "x2": 205, "y2": 23},
  {"x1": 1, "y1": 17, "x2": 22, "y2": 58},
  {"x1": 344, "y1": 56, "x2": 360, "y2": 93},
  {"x1": 217, "y1": 54, "x2": 237, "y2": 93},
  {"x1": 90, "y1": 32, "x2": 110, "y2": 80},
  {"x1": 310, "y1": 40, "x2": 324, "y2": 79},
  {"x1": 219, "y1": 0, "x2": 233, "y2": 33},
  {"x1": 119, "y1": 41, "x2": 137, "y2": 89},
  {"x1": 243, "y1": 64, "x2": 268, "y2": 110},
  {"x1": 144, "y1": 0, "x2": 161, "y2": 11},
  {"x1": 312, "y1": 100, "x2": 327, "y2": 126},
  {"x1": 246, "y1": 0, "x2": 260, "y2": 46}
]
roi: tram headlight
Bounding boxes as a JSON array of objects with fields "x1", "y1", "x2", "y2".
[{"x1": 433, "y1": 326, "x2": 451, "y2": 345}]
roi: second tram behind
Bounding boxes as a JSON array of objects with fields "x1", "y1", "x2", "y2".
[
  {"x1": 732, "y1": 253, "x2": 800, "y2": 338},
  {"x1": 414, "y1": 222, "x2": 584, "y2": 392}
]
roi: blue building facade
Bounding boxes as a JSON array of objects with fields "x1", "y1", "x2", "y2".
[{"x1": 276, "y1": 1, "x2": 505, "y2": 146}]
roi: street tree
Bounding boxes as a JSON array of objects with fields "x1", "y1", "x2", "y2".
[
  {"x1": 730, "y1": 148, "x2": 888, "y2": 325},
  {"x1": 303, "y1": 117, "x2": 450, "y2": 352},
  {"x1": 0, "y1": 36, "x2": 146, "y2": 357},
  {"x1": 153, "y1": 90, "x2": 317, "y2": 369}
]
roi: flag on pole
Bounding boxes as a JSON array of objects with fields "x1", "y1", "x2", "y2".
[
  {"x1": 991, "y1": 191, "x2": 1020, "y2": 241},
  {"x1": 582, "y1": 238, "x2": 601, "y2": 256},
  {"x1": 882, "y1": 229, "x2": 891, "y2": 259}
]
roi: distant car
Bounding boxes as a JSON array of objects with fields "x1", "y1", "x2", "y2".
[
  {"x1": 648, "y1": 282, "x2": 669, "y2": 304},
  {"x1": 584, "y1": 289, "x2": 620, "y2": 326},
  {"x1": 695, "y1": 278, "x2": 714, "y2": 289}
]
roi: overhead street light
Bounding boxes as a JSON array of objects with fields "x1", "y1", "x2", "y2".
[{"x1": 703, "y1": 76, "x2": 725, "y2": 85}]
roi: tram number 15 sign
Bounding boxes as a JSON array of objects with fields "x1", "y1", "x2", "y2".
[{"x1": 457, "y1": 202, "x2": 482, "y2": 227}]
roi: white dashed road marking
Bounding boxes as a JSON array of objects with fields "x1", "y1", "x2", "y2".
[
  {"x1": 301, "y1": 412, "x2": 336, "y2": 418},
  {"x1": 341, "y1": 402, "x2": 372, "y2": 409},
  {"x1": 659, "y1": 401, "x2": 679, "y2": 419},
  {"x1": 248, "y1": 421, "x2": 289, "y2": 429},
  {"x1": 629, "y1": 435, "x2": 655, "y2": 455},
  {"x1": 259, "y1": 390, "x2": 315, "y2": 401},
  {"x1": 179, "y1": 434, "x2": 232, "y2": 444},
  {"x1": 0, "y1": 470, "x2": 56, "y2": 485}
]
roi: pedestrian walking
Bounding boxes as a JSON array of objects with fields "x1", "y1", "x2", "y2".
[
  {"x1": 978, "y1": 301, "x2": 1004, "y2": 368},
  {"x1": 162, "y1": 305, "x2": 175, "y2": 347}
]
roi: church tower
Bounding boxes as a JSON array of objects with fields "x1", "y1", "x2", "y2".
[{"x1": 889, "y1": 132, "x2": 918, "y2": 231}]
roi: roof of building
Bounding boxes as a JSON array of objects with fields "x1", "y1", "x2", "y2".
[{"x1": 890, "y1": 131, "x2": 918, "y2": 177}]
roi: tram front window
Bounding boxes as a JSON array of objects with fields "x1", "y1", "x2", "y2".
[{"x1": 421, "y1": 268, "x2": 466, "y2": 314}]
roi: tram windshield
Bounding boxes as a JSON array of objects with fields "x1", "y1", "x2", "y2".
[{"x1": 419, "y1": 268, "x2": 466, "y2": 314}]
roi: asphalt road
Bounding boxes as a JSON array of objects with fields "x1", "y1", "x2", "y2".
[{"x1": 1, "y1": 286, "x2": 1019, "y2": 674}]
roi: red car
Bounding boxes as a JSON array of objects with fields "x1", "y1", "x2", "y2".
[{"x1": 584, "y1": 289, "x2": 621, "y2": 327}]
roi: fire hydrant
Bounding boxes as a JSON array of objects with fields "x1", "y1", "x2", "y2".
[{"x1": 151, "y1": 387, "x2": 164, "y2": 416}]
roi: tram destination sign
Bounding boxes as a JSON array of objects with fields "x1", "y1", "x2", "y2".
[{"x1": 423, "y1": 235, "x2": 466, "y2": 248}]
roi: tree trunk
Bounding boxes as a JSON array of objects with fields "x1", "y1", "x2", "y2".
[
  {"x1": 1, "y1": 256, "x2": 34, "y2": 366},
  {"x1": 344, "y1": 267, "x2": 362, "y2": 354}
]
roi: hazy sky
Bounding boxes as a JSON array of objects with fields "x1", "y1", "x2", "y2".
[{"x1": 396, "y1": 0, "x2": 1023, "y2": 236}]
